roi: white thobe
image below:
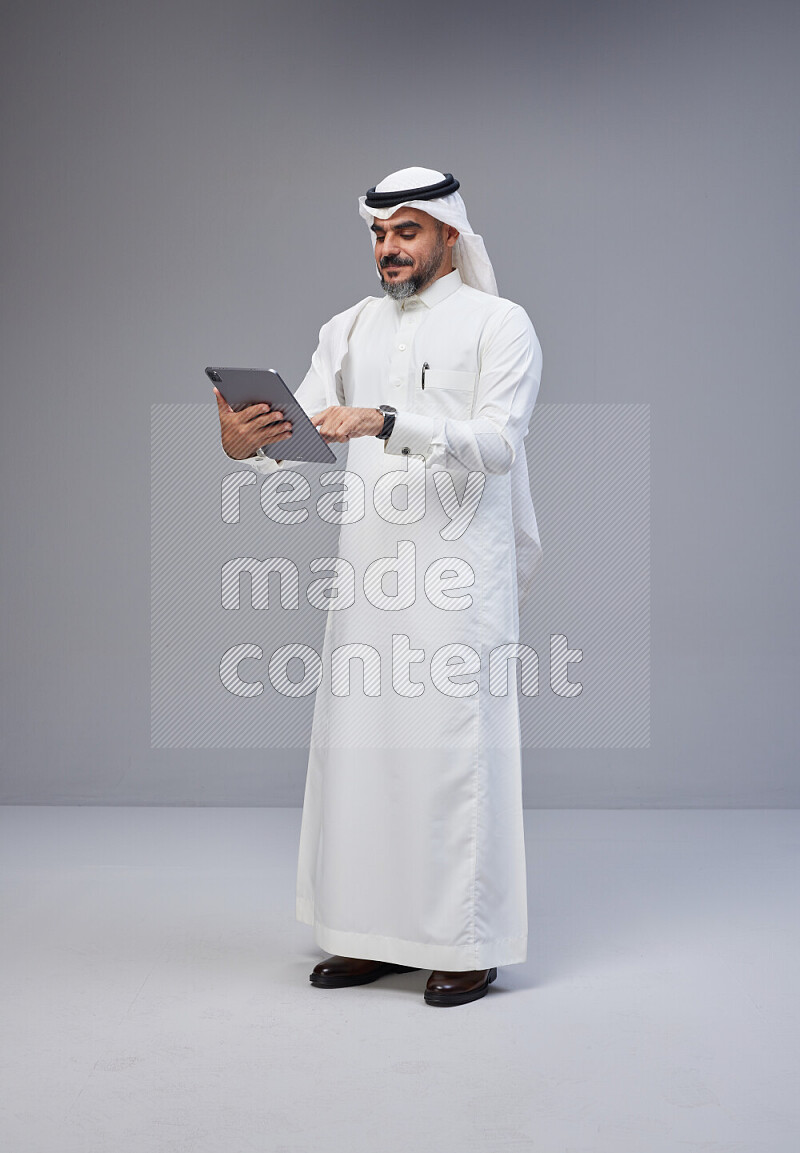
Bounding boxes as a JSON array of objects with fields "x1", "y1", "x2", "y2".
[{"x1": 248, "y1": 269, "x2": 543, "y2": 969}]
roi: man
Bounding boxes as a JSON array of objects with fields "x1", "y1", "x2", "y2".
[{"x1": 214, "y1": 167, "x2": 543, "y2": 1007}]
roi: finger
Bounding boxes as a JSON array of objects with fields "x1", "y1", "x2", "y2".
[
  {"x1": 253, "y1": 412, "x2": 288, "y2": 432},
  {"x1": 213, "y1": 387, "x2": 233, "y2": 414},
  {"x1": 254, "y1": 412, "x2": 291, "y2": 431},
  {"x1": 259, "y1": 422, "x2": 293, "y2": 444},
  {"x1": 241, "y1": 402, "x2": 274, "y2": 423}
]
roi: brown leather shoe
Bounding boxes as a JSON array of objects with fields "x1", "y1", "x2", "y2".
[
  {"x1": 424, "y1": 967, "x2": 498, "y2": 1006},
  {"x1": 309, "y1": 955, "x2": 421, "y2": 988}
]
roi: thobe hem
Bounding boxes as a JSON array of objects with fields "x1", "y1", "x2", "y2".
[{"x1": 296, "y1": 896, "x2": 527, "y2": 970}]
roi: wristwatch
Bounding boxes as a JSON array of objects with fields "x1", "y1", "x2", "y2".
[{"x1": 376, "y1": 405, "x2": 397, "y2": 440}]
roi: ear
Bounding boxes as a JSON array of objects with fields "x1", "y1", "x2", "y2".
[{"x1": 444, "y1": 224, "x2": 459, "y2": 249}]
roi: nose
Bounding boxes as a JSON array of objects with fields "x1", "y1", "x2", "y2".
[{"x1": 380, "y1": 231, "x2": 401, "y2": 255}]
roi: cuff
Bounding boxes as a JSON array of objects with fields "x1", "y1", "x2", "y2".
[
  {"x1": 246, "y1": 450, "x2": 284, "y2": 474},
  {"x1": 383, "y1": 411, "x2": 435, "y2": 459}
]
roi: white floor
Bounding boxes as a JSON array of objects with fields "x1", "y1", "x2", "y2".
[{"x1": 0, "y1": 808, "x2": 798, "y2": 1153}]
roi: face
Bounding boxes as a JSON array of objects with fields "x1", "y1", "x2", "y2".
[{"x1": 370, "y1": 207, "x2": 459, "y2": 299}]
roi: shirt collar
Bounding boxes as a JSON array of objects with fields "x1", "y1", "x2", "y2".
[{"x1": 399, "y1": 267, "x2": 463, "y2": 311}]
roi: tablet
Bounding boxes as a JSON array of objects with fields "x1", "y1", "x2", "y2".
[{"x1": 206, "y1": 367, "x2": 336, "y2": 463}]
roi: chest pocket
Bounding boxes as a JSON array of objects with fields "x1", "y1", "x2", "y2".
[{"x1": 420, "y1": 368, "x2": 477, "y2": 420}]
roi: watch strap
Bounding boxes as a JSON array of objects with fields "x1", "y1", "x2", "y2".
[{"x1": 376, "y1": 405, "x2": 397, "y2": 441}]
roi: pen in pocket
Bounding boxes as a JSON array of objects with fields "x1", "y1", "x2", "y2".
[{"x1": 421, "y1": 362, "x2": 429, "y2": 389}]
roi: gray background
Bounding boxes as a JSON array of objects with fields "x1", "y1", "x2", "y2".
[{"x1": 1, "y1": 0, "x2": 797, "y2": 805}]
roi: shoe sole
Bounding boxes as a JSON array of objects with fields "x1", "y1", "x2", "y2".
[
  {"x1": 423, "y1": 967, "x2": 498, "y2": 1007},
  {"x1": 309, "y1": 964, "x2": 420, "y2": 988}
]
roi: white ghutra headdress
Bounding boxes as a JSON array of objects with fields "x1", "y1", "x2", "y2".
[{"x1": 358, "y1": 166, "x2": 499, "y2": 296}]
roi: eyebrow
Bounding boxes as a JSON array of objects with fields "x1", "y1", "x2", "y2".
[{"x1": 370, "y1": 219, "x2": 423, "y2": 234}]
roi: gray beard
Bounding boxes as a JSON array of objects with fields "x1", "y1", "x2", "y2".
[
  {"x1": 380, "y1": 275, "x2": 418, "y2": 300},
  {"x1": 379, "y1": 234, "x2": 447, "y2": 300}
]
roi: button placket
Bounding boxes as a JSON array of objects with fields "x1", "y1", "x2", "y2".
[{"x1": 388, "y1": 305, "x2": 424, "y2": 399}]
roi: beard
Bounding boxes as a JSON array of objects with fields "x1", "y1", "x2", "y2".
[{"x1": 379, "y1": 232, "x2": 447, "y2": 300}]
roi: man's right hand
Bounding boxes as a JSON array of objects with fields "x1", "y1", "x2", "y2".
[{"x1": 213, "y1": 387, "x2": 293, "y2": 459}]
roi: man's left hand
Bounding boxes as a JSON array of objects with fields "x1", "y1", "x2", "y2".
[{"x1": 310, "y1": 406, "x2": 385, "y2": 443}]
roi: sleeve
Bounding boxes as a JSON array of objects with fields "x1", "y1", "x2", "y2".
[
  {"x1": 381, "y1": 304, "x2": 542, "y2": 475},
  {"x1": 243, "y1": 323, "x2": 344, "y2": 475}
]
